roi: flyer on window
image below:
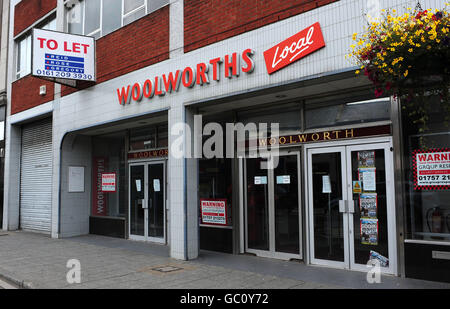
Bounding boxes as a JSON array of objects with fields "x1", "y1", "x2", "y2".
[
  {"x1": 359, "y1": 193, "x2": 378, "y2": 218},
  {"x1": 358, "y1": 151, "x2": 375, "y2": 168},
  {"x1": 360, "y1": 218, "x2": 378, "y2": 245},
  {"x1": 358, "y1": 168, "x2": 377, "y2": 192}
]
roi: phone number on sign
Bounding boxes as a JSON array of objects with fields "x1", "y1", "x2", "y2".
[
  {"x1": 35, "y1": 69, "x2": 94, "y2": 80},
  {"x1": 418, "y1": 175, "x2": 450, "y2": 181}
]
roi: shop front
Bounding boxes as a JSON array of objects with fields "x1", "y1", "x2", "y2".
[
  {"x1": 196, "y1": 88, "x2": 397, "y2": 274},
  {"x1": 59, "y1": 115, "x2": 169, "y2": 243}
]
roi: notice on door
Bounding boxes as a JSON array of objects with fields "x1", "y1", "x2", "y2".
[
  {"x1": 359, "y1": 168, "x2": 376, "y2": 192},
  {"x1": 101, "y1": 173, "x2": 116, "y2": 192},
  {"x1": 200, "y1": 199, "x2": 228, "y2": 226},
  {"x1": 254, "y1": 176, "x2": 268, "y2": 185},
  {"x1": 322, "y1": 175, "x2": 332, "y2": 193},
  {"x1": 413, "y1": 149, "x2": 450, "y2": 190},
  {"x1": 360, "y1": 218, "x2": 378, "y2": 245}
]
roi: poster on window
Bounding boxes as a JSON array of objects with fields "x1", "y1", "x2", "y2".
[
  {"x1": 358, "y1": 168, "x2": 377, "y2": 192},
  {"x1": 358, "y1": 151, "x2": 375, "y2": 168},
  {"x1": 101, "y1": 173, "x2": 116, "y2": 192},
  {"x1": 413, "y1": 148, "x2": 450, "y2": 190},
  {"x1": 360, "y1": 218, "x2": 378, "y2": 245},
  {"x1": 359, "y1": 193, "x2": 378, "y2": 218},
  {"x1": 200, "y1": 199, "x2": 228, "y2": 226}
]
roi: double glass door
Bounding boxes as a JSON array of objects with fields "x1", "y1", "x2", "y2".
[
  {"x1": 307, "y1": 142, "x2": 396, "y2": 274},
  {"x1": 245, "y1": 151, "x2": 302, "y2": 260},
  {"x1": 129, "y1": 161, "x2": 166, "y2": 243}
]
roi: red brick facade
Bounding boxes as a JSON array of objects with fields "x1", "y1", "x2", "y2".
[
  {"x1": 61, "y1": 5, "x2": 170, "y2": 97},
  {"x1": 184, "y1": 0, "x2": 338, "y2": 53},
  {"x1": 11, "y1": 75, "x2": 54, "y2": 115},
  {"x1": 14, "y1": 0, "x2": 57, "y2": 36}
]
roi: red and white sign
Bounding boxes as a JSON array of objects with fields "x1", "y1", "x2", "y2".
[
  {"x1": 200, "y1": 199, "x2": 228, "y2": 226},
  {"x1": 263, "y1": 22, "x2": 326, "y2": 75},
  {"x1": 92, "y1": 157, "x2": 108, "y2": 216},
  {"x1": 413, "y1": 149, "x2": 450, "y2": 190},
  {"x1": 101, "y1": 173, "x2": 117, "y2": 192},
  {"x1": 32, "y1": 28, "x2": 96, "y2": 82}
]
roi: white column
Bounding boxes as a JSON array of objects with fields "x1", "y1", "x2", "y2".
[{"x1": 168, "y1": 102, "x2": 199, "y2": 260}]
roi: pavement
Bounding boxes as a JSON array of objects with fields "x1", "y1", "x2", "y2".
[{"x1": 0, "y1": 231, "x2": 449, "y2": 289}]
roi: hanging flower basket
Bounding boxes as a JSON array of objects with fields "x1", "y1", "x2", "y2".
[{"x1": 348, "y1": 5, "x2": 450, "y2": 132}]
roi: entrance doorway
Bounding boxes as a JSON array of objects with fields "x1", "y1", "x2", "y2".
[
  {"x1": 306, "y1": 140, "x2": 396, "y2": 274},
  {"x1": 129, "y1": 161, "x2": 166, "y2": 243},
  {"x1": 244, "y1": 150, "x2": 302, "y2": 260}
]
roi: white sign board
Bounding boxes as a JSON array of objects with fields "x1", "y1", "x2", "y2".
[
  {"x1": 68, "y1": 166, "x2": 84, "y2": 193},
  {"x1": 32, "y1": 28, "x2": 96, "y2": 82},
  {"x1": 101, "y1": 173, "x2": 116, "y2": 192}
]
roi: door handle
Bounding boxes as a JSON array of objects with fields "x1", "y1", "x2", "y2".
[
  {"x1": 339, "y1": 200, "x2": 347, "y2": 213},
  {"x1": 348, "y1": 200, "x2": 355, "y2": 214},
  {"x1": 339, "y1": 200, "x2": 355, "y2": 214}
]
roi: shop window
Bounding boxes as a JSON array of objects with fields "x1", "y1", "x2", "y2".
[
  {"x1": 238, "y1": 105, "x2": 302, "y2": 136},
  {"x1": 91, "y1": 132, "x2": 126, "y2": 218},
  {"x1": 129, "y1": 124, "x2": 167, "y2": 151},
  {"x1": 403, "y1": 96, "x2": 450, "y2": 243},
  {"x1": 199, "y1": 158, "x2": 233, "y2": 253},
  {"x1": 15, "y1": 18, "x2": 56, "y2": 79},
  {"x1": 66, "y1": 0, "x2": 169, "y2": 39},
  {"x1": 305, "y1": 97, "x2": 391, "y2": 130}
]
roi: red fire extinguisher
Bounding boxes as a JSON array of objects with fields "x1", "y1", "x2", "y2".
[{"x1": 426, "y1": 207, "x2": 443, "y2": 233}]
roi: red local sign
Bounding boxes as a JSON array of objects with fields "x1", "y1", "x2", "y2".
[{"x1": 264, "y1": 22, "x2": 325, "y2": 75}]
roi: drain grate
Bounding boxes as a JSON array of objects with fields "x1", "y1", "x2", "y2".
[{"x1": 151, "y1": 265, "x2": 183, "y2": 273}]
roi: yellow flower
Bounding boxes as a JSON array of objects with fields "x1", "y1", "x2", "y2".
[
  {"x1": 408, "y1": 48, "x2": 413, "y2": 53},
  {"x1": 355, "y1": 70, "x2": 361, "y2": 75},
  {"x1": 404, "y1": 70, "x2": 409, "y2": 77}
]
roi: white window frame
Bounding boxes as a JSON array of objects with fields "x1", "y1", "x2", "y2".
[
  {"x1": 122, "y1": 0, "x2": 146, "y2": 27},
  {"x1": 15, "y1": 17, "x2": 56, "y2": 81},
  {"x1": 65, "y1": 0, "x2": 169, "y2": 39}
]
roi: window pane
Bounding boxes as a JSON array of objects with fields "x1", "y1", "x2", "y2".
[
  {"x1": 67, "y1": 1, "x2": 84, "y2": 35},
  {"x1": 147, "y1": 0, "x2": 168, "y2": 13},
  {"x1": 16, "y1": 38, "x2": 22, "y2": 76},
  {"x1": 26, "y1": 35, "x2": 31, "y2": 74},
  {"x1": 130, "y1": 127, "x2": 157, "y2": 151},
  {"x1": 42, "y1": 18, "x2": 56, "y2": 31},
  {"x1": 123, "y1": 7, "x2": 145, "y2": 26},
  {"x1": 85, "y1": 0, "x2": 101, "y2": 35},
  {"x1": 124, "y1": 0, "x2": 145, "y2": 14},
  {"x1": 102, "y1": 0, "x2": 121, "y2": 36},
  {"x1": 305, "y1": 98, "x2": 391, "y2": 130}
]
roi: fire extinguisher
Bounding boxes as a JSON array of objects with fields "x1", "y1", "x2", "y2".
[{"x1": 426, "y1": 207, "x2": 443, "y2": 233}]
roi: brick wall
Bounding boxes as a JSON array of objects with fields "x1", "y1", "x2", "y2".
[
  {"x1": 11, "y1": 75, "x2": 54, "y2": 114},
  {"x1": 184, "y1": 0, "x2": 338, "y2": 53},
  {"x1": 61, "y1": 5, "x2": 170, "y2": 97},
  {"x1": 14, "y1": 0, "x2": 57, "y2": 36}
]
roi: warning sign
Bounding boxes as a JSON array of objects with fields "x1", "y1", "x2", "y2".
[
  {"x1": 413, "y1": 149, "x2": 450, "y2": 190},
  {"x1": 200, "y1": 199, "x2": 228, "y2": 226}
]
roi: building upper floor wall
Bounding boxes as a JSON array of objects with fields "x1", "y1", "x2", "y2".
[{"x1": 8, "y1": 0, "x2": 449, "y2": 118}]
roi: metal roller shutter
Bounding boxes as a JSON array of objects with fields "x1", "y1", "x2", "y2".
[{"x1": 20, "y1": 118, "x2": 53, "y2": 233}]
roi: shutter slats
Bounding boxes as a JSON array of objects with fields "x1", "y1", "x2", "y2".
[{"x1": 20, "y1": 118, "x2": 53, "y2": 233}]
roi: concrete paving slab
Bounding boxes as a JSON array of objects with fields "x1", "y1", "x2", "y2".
[{"x1": 0, "y1": 231, "x2": 449, "y2": 289}]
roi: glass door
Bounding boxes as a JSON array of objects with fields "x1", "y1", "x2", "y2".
[
  {"x1": 307, "y1": 142, "x2": 396, "y2": 274},
  {"x1": 130, "y1": 165, "x2": 146, "y2": 240},
  {"x1": 129, "y1": 161, "x2": 166, "y2": 243},
  {"x1": 346, "y1": 144, "x2": 396, "y2": 273},
  {"x1": 307, "y1": 147, "x2": 348, "y2": 269},
  {"x1": 245, "y1": 151, "x2": 302, "y2": 260}
]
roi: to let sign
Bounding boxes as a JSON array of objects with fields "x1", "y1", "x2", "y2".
[
  {"x1": 32, "y1": 29, "x2": 96, "y2": 82},
  {"x1": 264, "y1": 22, "x2": 325, "y2": 75}
]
